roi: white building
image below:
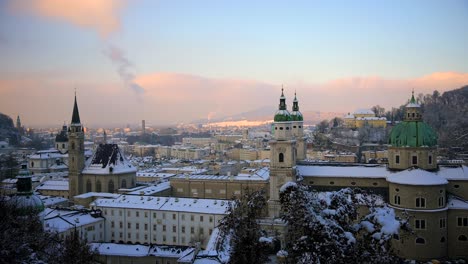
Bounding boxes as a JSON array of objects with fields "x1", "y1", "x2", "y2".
[{"x1": 91, "y1": 196, "x2": 229, "y2": 248}]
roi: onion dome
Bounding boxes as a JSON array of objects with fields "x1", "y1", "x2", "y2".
[
  {"x1": 274, "y1": 87, "x2": 292, "y2": 122},
  {"x1": 290, "y1": 92, "x2": 303, "y2": 121},
  {"x1": 9, "y1": 176, "x2": 45, "y2": 215},
  {"x1": 55, "y1": 124, "x2": 68, "y2": 142},
  {"x1": 388, "y1": 91, "x2": 438, "y2": 147}
]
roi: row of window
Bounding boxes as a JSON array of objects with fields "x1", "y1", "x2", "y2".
[
  {"x1": 394, "y1": 235, "x2": 467, "y2": 245},
  {"x1": 393, "y1": 196, "x2": 445, "y2": 208},
  {"x1": 176, "y1": 188, "x2": 229, "y2": 195},
  {"x1": 412, "y1": 217, "x2": 468, "y2": 230},
  {"x1": 105, "y1": 211, "x2": 214, "y2": 223},
  {"x1": 110, "y1": 229, "x2": 214, "y2": 241},
  {"x1": 394, "y1": 154, "x2": 433, "y2": 165}
]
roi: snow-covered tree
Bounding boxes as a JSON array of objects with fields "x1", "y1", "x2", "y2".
[
  {"x1": 219, "y1": 189, "x2": 270, "y2": 264},
  {"x1": 280, "y1": 182, "x2": 406, "y2": 264}
]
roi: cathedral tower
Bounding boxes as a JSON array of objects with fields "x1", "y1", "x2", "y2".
[
  {"x1": 290, "y1": 92, "x2": 306, "y2": 160},
  {"x1": 269, "y1": 88, "x2": 296, "y2": 218},
  {"x1": 68, "y1": 94, "x2": 85, "y2": 201},
  {"x1": 388, "y1": 91, "x2": 438, "y2": 170}
]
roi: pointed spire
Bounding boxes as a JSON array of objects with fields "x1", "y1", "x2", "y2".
[
  {"x1": 71, "y1": 91, "x2": 81, "y2": 124},
  {"x1": 292, "y1": 91, "x2": 299, "y2": 111},
  {"x1": 279, "y1": 86, "x2": 287, "y2": 110},
  {"x1": 410, "y1": 89, "x2": 416, "y2": 104}
]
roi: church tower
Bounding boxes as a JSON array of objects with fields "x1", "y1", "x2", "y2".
[
  {"x1": 290, "y1": 92, "x2": 306, "y2": 160},
  {"x1": 68, "y1": 94, "x2": 85, "y2": 201},
  {"x1": 268, "y1": 88, "x2": 296, "y2": 218},
  {"x1": 388, "y1": 91, "x2": 438, "y2": 170}
]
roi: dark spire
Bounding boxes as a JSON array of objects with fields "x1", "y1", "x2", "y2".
[
  {"x1": 292, "y1": 91, "x2": 299, "y2": 111},
  {"x1": 71, "y1": 91, "x2": 81, "y2": 124},
  {"x1": 279, "y1": 85, "x2": 287, "y2": 110},
  {"x1": 410, "y1": 89, "x2": 416, "y2": 104}
]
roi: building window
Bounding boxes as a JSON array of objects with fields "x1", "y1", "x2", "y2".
[
  {"x1": 351, "y1": 182, "x2": 356, "y2": 185},
  {"x1": 329, "y1": 181, "x2": 334, "y2": 185},
  {"x1": 172, "y1": 226, "x2": 176, "y2": 232},
  {"x1": 395, "y1": 155, "x2": 400, "y2": 164},
  {"x1": 163, "y1": 225, "x2": 166, "y2": 232},
  {"x1": 86, "y1": 180, "x2": 92, "y2": 193},
  {"x1": 429, "y1": 155, "x2": 433, "y2": 165},
  {"x1": 145, "y1": 224, "x2": 148, "y2": 230},
  {"x1": 457, "y1": 217, "x2": 468, "y2": 227},
  {"x1": 279, "y1": 153, "x2": 284, "y2": 163},
  {"x1": 415, "y1": 237, "x2": 425, "y2": 244},
  {"x1": 128, "y1": 223, "x2": 131, "y2": 228},
  {"x1": 190, "y1": 215, "x2": 194, "y2": 221},
  {"x1": 136, "y1": 223, "x2": 139, "y2": 230},
  {"x1": 209, "y1": 216, "x2": 213, "y2": 223},
  {"x1": 108, "y1": 180, "x2": 114, "y2": 193},
  {"x1": 181, "y1": 214, "x2": 185, "y2": 221},
  {"x1": 191, "y1": 227, "x2": 194, "y2": 234},
  {"x1": 458, "y1": 235, "x2": 468, "y2": 241},
  {"x1": 200, "y1": 216, "x2": 204, "y2": 222},
  {"x1": 438, "y1": 197, "x2": 444, "y2": 207},
  {"x1": 182, "y1": 226, "x2": 185, "y2": 233},
  {"x1": 173, "y1": 237, "x2": 176, "y2": 243},
  {"x1": 416, "y1": 197, "x2": 426, "y2": 208},
  {"x1": 121, "y1": 179, "x2": 127, "y2": 188},
  {"x1": 111, "y1": 221, "x2": 115, "y2": 228},
  {"x1": 415, "y1": 219, "x2": 426, "y2": 230},
  {"x1": 153, "y1": 212, "x2": 156, "y2": 218},
  {"x1": 412, "y1": 155, "x2": 418, "y2": 165},
  {"x1": 145, "y1": 212, "x2": 148, "y2": 218},
  {"x1": 128, "y1": 211, "x2": 131, "y2": 217},
  {"x1": 128, "y1": 233, "x2": 131, "y2": 239},
  {"x1": 136, "y1": 211, "x2": 139, "y2": 217},
  {"x1": 440, "y1": 237, "x2": 446, "y2": 243},
  {"x1": 440, "y1": 218, "x2": 446, "y2": 228},
  {"x1": 394, "y1": 195, "x2": 401, "y2": 205},
  {"x1": 153, "y1": 225, "x2": 156, "y2": 231},
  {"x1": 454, "y1": 184, "x2": 460, "y2": 189},
  {"x1": 96, "y1": 180, "x2": 102, "y2": 192},
  {"x1": 119, "y1": 222, "x2": 123, "y2": 228},
  {"x1": 173, "y1": 214, "x2": 176, "y2": 220}
]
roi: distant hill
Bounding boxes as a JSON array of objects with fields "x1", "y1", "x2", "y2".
[
  {"x1": 421, "y1": 85, "x2": 468, "y2": 149},
  {"x1": 192, "y1": 106, "x2": 344, "y2": 125},
  {"x1": 0, "y1": 113, "x2": 20, "y2": 145}
]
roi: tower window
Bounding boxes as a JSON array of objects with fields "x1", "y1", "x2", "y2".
[
  {"x1": 293, "y1": 126, "x2": 297, "y2": 128},
  {"x1": 394, "y1": 195, "x2": 401, "y2": 205},
  {"x1": 62, "y1": 143, "x2": 65, "y2": 148},
  {"x1": 412, "y1": 113, "x2": 415, "y2": 118},
  {"x1": 72, "y1": 142, "x2": 75, "y2": 150},
  {"x1": 412, "y1": 155, "x2": 418, "y2": 165},
  {"x1": 438, "y1": 197, "x2": 444, "y2": 207},
  {"x1": 416, "y1": 197, "x2": 426, "y2": 208},
  {"x1": 279, "y1": 127, "x2": 283, "y2": 130},
  {"x1": 286, "y1": 127, "x2": 289, "y2": 130},
  {"x1": 439, "y1": 218, "x2": 446, "y2": 228},
  {"x1": 457, "y1": 217, "x2": 468, "y2": 227},
  {"x1": 459, "y1": 235, "x2": 468, "y2": 241},
  {"x1": 429, "y1": 155, "x2": 433, "y2": 164},
  {"x1": 395, "y1": 155, "x2": 400, "y2": 164},
  {"x1": 108, "y1": 180, "x2": 115, "y2": 193},
  {"x1": 279, "y1": 153, "x2": 284, "y2": 163},
  {"x1": 440, "y1": 237, "x2": 446, "y2": 243}
]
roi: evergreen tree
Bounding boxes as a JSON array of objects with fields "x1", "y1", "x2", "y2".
[{"x1": 219, "y1": 189, "x2": 270, "y2": 264}]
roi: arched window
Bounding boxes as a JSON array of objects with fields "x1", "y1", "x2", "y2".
[
  {"x1": 71, "y1": 142, "x2": 75, "y2": 150},
  {"x1": 438, "y1": 197, "x2": 444, "y2": 207},
  {"x1": 31, "y1": 161, "x2": 34, "y2": 168},
  {"x1": 416, "y1": 197, "x2": 426, "y2": 208},
  {"x1": 121, "y1": 179, "x2": 127, "y2": 188},
  {"x1": 108, "y1": 180, "x2": 115, "y2": 193},
  {"x1": 394, "y1": 195, "x2": 401, "y2": 205},
  {"x1": 440, "y1": 237, "x2": 446, "y2": 243},
  {"x1": 86, "y1": 180, "x2": 92, "y2": 193},
  {"x1": 62, "y1": 143, "x2": 65, "y2": 148},
  {"x1": 415, "y1": 237, "x2": 425, "y2": 244},
  {"x1": 279, "y1": 153, "x2": 284, "y2": 163},
  {"x1": 96, "y1": 180, "x2": 102, "y2": 192},
  {"x1": 429, "y1": 155, "x2": 433, "y2": 164},
  {"x1": 458, "y1": 235, "x2": 467, "y2": 241},
  {"x1": 412, "y1": 155, "x2": 418, "y2": 165}
]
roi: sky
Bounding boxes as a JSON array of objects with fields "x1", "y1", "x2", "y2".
[{"x1": 0, "y1": 0, "x2": 467, "y2": 127}]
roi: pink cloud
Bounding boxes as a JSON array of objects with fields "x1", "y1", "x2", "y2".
[
  {"x1": 1, "y1": 71, "x2": 467, "y2": 127},
  {"x1": 9, "y1": 0, "x2": 126, "y2": 38}
]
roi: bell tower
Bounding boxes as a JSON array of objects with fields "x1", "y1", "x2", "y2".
[
  {"x1": 268, "y1": 87, "x2": 296, "y2": 218},
  {"x1": 291, "y1": 92, "x2": 306, "y2": 160},
  {"x1": 68, "y1": 93, "x2": 85, "y2": 201}
]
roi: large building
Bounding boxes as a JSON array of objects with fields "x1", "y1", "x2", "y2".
[
  {"x1": 268, "y1": 90, "x2": 468, "y2": 261},
  {"x1": 344, "y1": 108, "x2": 387, "y2": 128},
  {"x1": 68, "y1": 95, "x2": 137, "y2": 201}
]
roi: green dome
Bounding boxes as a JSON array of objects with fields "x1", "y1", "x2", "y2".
[
  {"x1": 274, "y1": 110, "x2": 292, "y2": 122},
  {"x1": 290, "y1": 111, "x2": 303, "y2": 121},
  {"x1": 388, "y1": 121, "x2": 438, "y2": 147}
]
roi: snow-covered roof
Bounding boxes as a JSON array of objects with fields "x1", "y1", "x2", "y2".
[
  {"x1": 344, "y1": 114, "x2": 355, "y2": 119},
  {"x1": 92, "y1": 195, "x2": 229, "y2": 214},
  {"x1": 39, "y1": 195, "x2": 68, "y2": 206},
  {"x1": 354, "y1": 109, "x2": 375, "y2": 115},
  {"x1": 172, "y1": 167, "x2": 269, "y2": 182},
  {"x1": 406, "y1": 102, "x2": 421, "y2": 108},
  {"x1": 126, "y1": 182, "x2": 171, "y2": 195},
  {"x1": 355, "y1": 117, "x2": 387, "y2": 121},
  {"x1": 74, "y1": 192, "x2": 120, "y2": 199},
  {"x1": 136, "y1": 172, "x2": 175, "y2": 179},
  {"x1": 438, "y1": 165, "x2": 468, "y2": 180},
  {"x1": 91, "y1": 243, "x2": 194, "y2": 259},
  {"x1": 298, "y1": 165, "x2": 389, "y2": 178},
  {"x1": 447, "y1": 197, "x2": 468, "y2": 210},
  {"x1": 35, "y1": 180, "x2": 69, "y2": 191},
  {"x1": 82, "y1": 144, "x2": 136, "y2": 175},
  {"x1": 386, "y1": 169, "x2": 448, "y2": 186},
  {"x1": 44, "y1": 208, "x2": 104, "y2": 233}
]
